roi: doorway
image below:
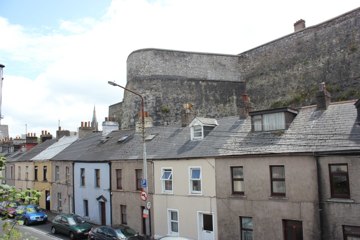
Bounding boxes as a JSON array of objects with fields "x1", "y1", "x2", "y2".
[
  {"x1": 198, "y1": 213, "x2": 214, "y2": 240},
  {"x1": 45, "y1": 190, "x2": 50, "y2": 210},
  {"x1": 100, "y1": 202, "x2": 106, "y2": 225},
  {"x1": 283, "y1": 220, "x2": 303, "y2": 240}
]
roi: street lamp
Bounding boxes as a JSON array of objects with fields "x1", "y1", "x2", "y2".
[{"x1": 107, "y1": 81, "x2": 149, "y2": 237}]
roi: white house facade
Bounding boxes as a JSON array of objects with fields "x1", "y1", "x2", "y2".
[
  {"x1": 153, "y1": 158, "x2": 217, "y2": 240},
  {"x1": 74, "y1": 162, "x2": 111, "y2": 225}
]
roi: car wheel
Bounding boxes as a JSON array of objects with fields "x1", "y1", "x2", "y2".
[
  {"x1": 24, "y1": 219, "x2": 29, "y2": 226},
  {"x1": 51, "y1": 226, "x2": 56, "y2": 234},
  {"x1": 69, "y1": 232, "x2": 75, "y2": 240}
]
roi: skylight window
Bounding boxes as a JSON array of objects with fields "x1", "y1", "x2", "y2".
[
  {"x1": 118, "y1": 135, "x2": 129, "y2": 143},
  {"x1": 145, "y1": 134, "x2": 157, "y2": 141}
]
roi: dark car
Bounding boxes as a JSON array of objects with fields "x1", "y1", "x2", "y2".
[
  {"x1": 88, "y1": 225, "x2": 145, "y2": 240},
  {"x1": 0, "y1": 201, "x2": 20, "y2": 218},
  {"x1": 16, "y1": 204, "x2": 48, "y2": 225},
  {"x1": 51, "y1": 213, "x2": 93, "y2": 239}
]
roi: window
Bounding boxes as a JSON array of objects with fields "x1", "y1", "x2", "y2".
[
  {"x1": 80, "y1": 168, "x2": 85, "y2": 186},
  {"x1": 43, "y1": 166, "x2": 48, "y2": 181},
  {"x1": 203, "y1": 214, "x2": 213, "y2": 232},
  {"x1": 250, "y1": 108, "x2": 298, "y2": 132},
  {"x1": 161, "y1": 168, "x2": 173, "y2": 193},
  {"x1": 283, "y1": 220, "x2": 303, "y2": 240},
  {"x1": 343, "y1": 225, "x2": 360, "y2": 239},
  {"x1": 116, "y1": 169, "x2": 122, "y2": 190},
  {"x1": 240, "y1": 217, "x2": 253, "y2": 240},
  {"x1": 55, "y1": 166, "x2": 60, "y2": 182},
  {"x1": 25, "y1": 166, "x2": 29, "y2": 180},
  {"x1": 120, "y1": 205, "x2": 127, "y2": 224},
  {"x1": 329, "y1": 164, "x2": 350, "y2": 198},
  {"x1": 189, "y1": 118, "x2": 218, "y2": 141},
  {"x1": 18, "y1": 166, "x2": 21, "y2": 179},
  {"x1": 135, "y1": 169, "x2": 142, "y2": 191},
  {"x1": 192, "y1": 125, "x2": 203, "y2": 140},
  {"x1": 34, "y1": 166, "x2": 38, "y2": 181},
  {"x1": 231, "y1": 167, "x2": 244, "y2": 195},
  {"x1": 95, "y1": 169, "x2": 100, "y2": 188},
  {"x1": 270, "y1": 165, "x2": 286, "y2": 196},
  {"x1": 57, "y1": 193, "x2": 62, "y2": 211},
  {"x1": 189, "y1": 167, "x2": 201, "y2": 194},
  {"x1": 10, "y1": 166, "x2": 14, "y2": 179},
  {"x1": 83, "y1": 200, "x2": 89, "y2": 216},
  {"x1": 65, "y1": 166, "x2": 70, "y2": 184},
  {"x1": 168, "y1": 209, "x2": 179, "y2": 235}
]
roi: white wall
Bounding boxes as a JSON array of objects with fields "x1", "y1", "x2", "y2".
[{"x1": 74, "y1": 162, "x2": 111, "y2": 225}]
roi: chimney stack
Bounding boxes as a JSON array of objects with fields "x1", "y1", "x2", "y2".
[
  {"x1": 239, "y1": 94, "x2": 253, "y2": 119},
  {"x1": 294, "y1": 19, "x2": 305, "y2": 32},
  {"x1": 40, "y1": 130, "x2": 53, "y2": 142},
  {"x1": 355, "y1": 100, "x2": 360, "y2": 125},
  {"x1": 316, "y1": 82, "x2": 331, "y2": 110},
  {"x1": 181, "y1": 103, "x2": 195, "y2": 127}
]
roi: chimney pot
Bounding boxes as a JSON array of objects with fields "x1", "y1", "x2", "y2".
[{"x1": 294, "y1": 19, "x2": 305, "y2": 32}]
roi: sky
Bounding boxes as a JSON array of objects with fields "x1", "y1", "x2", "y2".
[{"x1": 0, "y1": 0, "x2": 359, "y2": 138}]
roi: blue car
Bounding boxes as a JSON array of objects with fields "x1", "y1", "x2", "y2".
[{"x1": 17, "y1": 204, "x2": 48, "y2": 225}]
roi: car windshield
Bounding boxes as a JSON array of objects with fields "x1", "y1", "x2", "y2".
[
  {"x1": 115, "y1": 226, "x2": 136, "y2": 237},
  {"x1": 26, "y1": 206, "x2": 40, "y2": 213},
  {"x1": 68, "y1": 215, "x2": 85, "y2": 225}
]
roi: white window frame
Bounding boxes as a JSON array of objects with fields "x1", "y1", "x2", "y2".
[
  {"x1": 161, "y1": 168, "x2": 173, "y2": 193},
  {"x1": 189, "y1": 167, "x2": 202, "y2": 195},
  {"x1": 191, "y1": 124, "x2": 203, "y2": 140},
  {"x1": 167, "y1": 209, "x2": 179, "y2": 236}
]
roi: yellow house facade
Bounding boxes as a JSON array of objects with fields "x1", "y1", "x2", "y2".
[
  {"x1": 14, "y1": 161, "x2": 34, "y2": 191},
  {"x1": 33, "y1": 160, "x2": 52, "y2": 210}
]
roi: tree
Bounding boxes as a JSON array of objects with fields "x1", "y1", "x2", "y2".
[{"x1": 0, "y1": 156, "x2": 41, "y2": 240}]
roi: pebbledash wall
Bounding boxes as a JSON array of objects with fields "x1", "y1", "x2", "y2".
[{"x1": 109, "y1": 7, "x2": 360, "y2": 129}]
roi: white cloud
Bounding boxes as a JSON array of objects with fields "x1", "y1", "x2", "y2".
[{"x1": 0, "y1": 0, "x2": 359, "y2": 137}]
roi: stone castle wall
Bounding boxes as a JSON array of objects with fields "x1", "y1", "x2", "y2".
[
  {"x1": 110, "y1": 7, "x2": 360, "y2": 128},
  {"x1": 115, "y1": 50, "x2": 244, "y2": 129},
  {"x1": 240, "y1": 7, "x2": 360, "y2": 109}
]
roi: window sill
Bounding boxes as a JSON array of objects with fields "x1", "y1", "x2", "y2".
[
  {"x1": 268, "y1": 196, "x2": 288, "y2": 201},
  {"x1": 189, "y1": 193, "x2": 202, "y2": 196},
  {"x1": 326, "y1": 198, "x2": 354, "y2": 203},
  {"x1": 161, "y1": 192, "x2": 174, "y2": 195},
  {"x1": 231, "y1": 194, "x2": 246, "y2": 199}
]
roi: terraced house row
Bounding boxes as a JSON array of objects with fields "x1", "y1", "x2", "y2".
[{"x1": 1, "y1": 85, "x2": 359, "y2": 240}]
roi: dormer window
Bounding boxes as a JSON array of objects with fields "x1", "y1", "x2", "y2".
[
  {"x1": 189, "y1": 117, "x2": 218, "y2": 141},
  {"x1": 250, "y1": 108, "x2": 298, "y2": 132}
]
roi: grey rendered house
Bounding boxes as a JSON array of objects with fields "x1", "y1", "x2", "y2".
[
  {"x1": 105, "y1": 129, "x2": 154, "y2": 237},
  {"x1": 214, "y1": 87, "x2": 360, "y2": 239}
]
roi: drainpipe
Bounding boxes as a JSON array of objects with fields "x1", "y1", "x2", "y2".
[
  {"x1": 109, "y1": 161, "x2": 113, "y2": 225},
  {"x1": 72, "y1": 162, "x2": 75, "y2": 214},
  {"x1": 315, "y1": 155, "x2": 324, "y2": 240}
]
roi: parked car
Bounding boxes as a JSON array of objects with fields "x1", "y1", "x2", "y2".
[
  {"x1": 51, "y1": 213, "x2": 93, "y2": 239},
  {"x1": 16, "y1": 204, "x2": 48, "y2": 225},
  {"x1": 88, "y1": 225, "x2": 145, "y2": 240},
  {"x1": 157, "y1": 237, "x2": 194, "y2": 240},
  {"x1": 0, "y1": 201, "x2": 20, "y2": 218}
]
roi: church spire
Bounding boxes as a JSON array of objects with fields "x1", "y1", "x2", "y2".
[{"x1": 91, "y1": 105, "x2": 98, "y2": 131}]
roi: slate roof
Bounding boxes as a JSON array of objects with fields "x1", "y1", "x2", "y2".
[
  {"x1": 49, "y1": 100, "x2": 360, "y2": 162},
  {"x1": 6, "y1": 139, "x2": 57, "y2": 162}
]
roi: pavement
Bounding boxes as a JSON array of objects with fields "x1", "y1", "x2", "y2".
[{"x1": 44, "y1": 210, "x2": 58, "y2": 222}]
